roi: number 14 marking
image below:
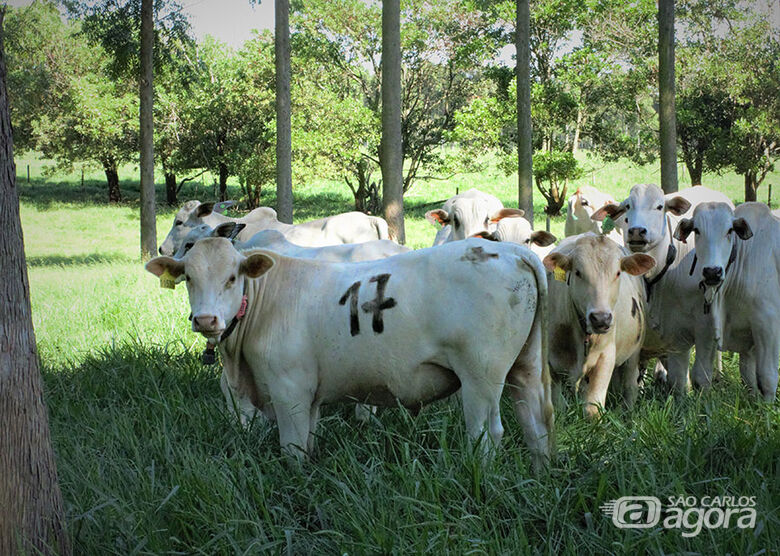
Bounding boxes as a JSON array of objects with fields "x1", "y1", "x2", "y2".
[{"x1": 338, "y1": 273, "x2": 397, "y2": 336}]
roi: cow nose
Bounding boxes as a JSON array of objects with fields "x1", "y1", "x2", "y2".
[
  {"x1": 628, "y1": 227, "x2": 647, "y2": 239},
  {"x1": 193, "y1": 314, "x2": 219, "y2": 330},
  {"x1": 702, "y1": 266, "x2": 723, "y2": 285},
  {"x1": 588, "y1": 311, "x2": 613, "y2": 333}
]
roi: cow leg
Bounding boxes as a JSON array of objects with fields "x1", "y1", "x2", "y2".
[
  {"x1": 458, "y1": 375, "x2": 504, "y2": 457},
  {"x1": 354, "y1": 403, "x2": 377, "y2": 423},
  {"x1": 220, "y1": 366, "x2": 263, "y2": 427},
  {"x1": 614, "y1": 351, "x2": 641, "y2": 409},
  {"x1": 692, "y1": 324, "x2": 719, "y2": 390},
  {"x1": 738, "y1": 348, "x2": 758, "y2": 395},
  {"x1": 308, "y1": 401, "x2": 322, "y2": 453},
  {"x1": 665, "y1": 350, "x2": 691, "y2": 395},
  {"x1": 753, "y1": 331, "x2": 780, "y2": 402},
  {"x1": 507, "y1": 326, "x2": 553, "y2": 470},
  {"x1": 580, "y1": 348, "x2": 616, "y2": 419},
  {"x1": 271, "y1": 384, "x2": 315, "y2": 460}
]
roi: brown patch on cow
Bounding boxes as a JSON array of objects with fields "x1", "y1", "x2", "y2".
[{"x1": 460, "y1": 246, "x2": 499, "y2": 263}]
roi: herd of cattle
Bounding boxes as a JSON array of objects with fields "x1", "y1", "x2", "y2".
[{"x1": 146, "y1": 184, "x2": 780, "y2": 469}]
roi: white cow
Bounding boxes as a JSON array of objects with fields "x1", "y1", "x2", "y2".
[
  {"x1": 160, "y1": 200, "x2": 391, "y2": 256},
  {"x1": 674, "y1": 202, "x2": 780, "y2": 400},
  {"x1": 592, "y1": 184, "x2": 734, "y2": 392},
  {"x1": 471, "y1": 212, "x2": 557, "y2": 260},
  {"x1": 426, "y1": 189, "x2": 505, "y2": 243},
  {"x1": 543, "y1": 233, "x2": 654, "y2": 416},
  {"x1": 565, "y1": 187, "x2": 622, "y2": 245},
  {"x1": 173, "y1": 223, "x2": 409, "y2": 422},
  {"x1": 146, "y1": 238, "x2": 554, "y2": 469}
]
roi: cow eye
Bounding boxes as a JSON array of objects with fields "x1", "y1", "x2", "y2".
[
  {"x1": 453, "y1": 217, "x2": 460, "y2": 228},
  {"x1": 616, "y1": 270, "x2": 621, "y2": 279},
  {"x1": 581, "y1": 200, "x2": 589, "y2": 207},
  {"x1": 524, "y1": 239, "x2": 530, "y2": 244},
  {"x1": 574, "y1": 269, "x2": 581, "y2": 278},
  {"x1": 185, "y1": 274, "x2": 191, "y2": 282},
  {"x1": 727, "y1": 228, "x2": 733, "y2": 236},
  {"x1": 625, "y1": 204, "x2": 630, "y2": 211},
  {"x1": 656, "y1": 205, "x2": 663, "y2": 210},
  {"x1": 175, "y1": 220, "x2": 183, "y2": 226},
  {"x1": 226, "y1": 275, "x2": 236, "y2": 287},
  {"x1": 694, "y1": 228, "x2": 700, "y2": 235}
]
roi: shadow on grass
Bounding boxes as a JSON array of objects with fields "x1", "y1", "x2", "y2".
[{"x1": 26, "y1": 253, "x2": 134, "y2": 267}]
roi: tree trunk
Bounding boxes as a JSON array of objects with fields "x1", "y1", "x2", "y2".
[
  {"x1": 572, "y1": 107, "x2": 584, "y2": 156},
  {"x1": 381, "y1": 0, "x2": 405, "y2": 243},
  {"x1": 139, "y1": 0, "x2": 156, "y2": 260},
  {"x1": 275, "y1": 0, "x2": 293, "y2": 224},
  {"x1": 0, "y1": 11, "x2": 70, "y2": 554},
  {"x1": 687, "y1": 158, "x2": 703, "y2": 186},
  {"x1": 516, "y1": 0, "x2": 534, "y2": 223},
  {"x1": 105, "y1": 163, "x2": 121, "y2": 203},
  {"x1": 218, "y1": 162, "x2": 228, "y2": 202},
  {"x1": 165, "y1": 172, "x2": 177, "y2": 205},
  {"x1": 658, "y1": 0, "x2": 678, "y2": 194},
  {"x1": 745, "y1": 170, "x2": 758, "y2": 202}
]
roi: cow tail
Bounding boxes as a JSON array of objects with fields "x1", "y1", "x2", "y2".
[{"x1": 522, "y1": 250, "x2": 555, "y2": 457}]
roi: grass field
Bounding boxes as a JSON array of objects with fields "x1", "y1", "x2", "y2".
[{"x1": 15, "y1": 153, "x2": 780, "y2": 554}]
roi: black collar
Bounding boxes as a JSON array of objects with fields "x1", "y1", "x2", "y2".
[{"x1": 201, "y1": 282, "x2": 249, "y2": 365}]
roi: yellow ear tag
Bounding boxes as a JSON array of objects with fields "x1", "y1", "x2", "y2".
[
  {"x1": 159, "y1": 269, "x2": 176, "y2": 290},
  {"x1": 553, "y1": 266, "x2": 567, "y2": 282}
]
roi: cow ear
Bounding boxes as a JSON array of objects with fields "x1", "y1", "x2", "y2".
[
  {"x1": 195, "y1": 202, "x2": 215, "y2": 217},
  {"x1": 732, "y1": 217, "x2": 753, "y2": 240},
  {"x1": 489, "y1": 208, "x2": 524, "y2": 223},
  {"x1": 665, "y1": 196, "x2": 691, "y2": 216},
  {"x1": 240, "y1": 252, "x2": 275, "y2": 278},
  {"x1": 214, "y1": 200, "x2": 237, "y2": 214},
  {"x1": 620, "y1": 253, "x2": 656, "y2": 276},
  {"x1": 543, "y1": 252, "x2": 571, "y2": 272},
  {"x1": 531, "y1": 230, "x2": 557, "y2": 247},
  {"x1": 213, "y1": 222, "x2": 245, "y2": 240},
  {"x1": 425, "y1": 209, "x2": 450, "y2": 226},
  {"x1": 472, "y1": 231, "x2": 499, "y2": 241},
  {"x1": 145, "y1": 256, "x2": 185, "y2": 278},
  {"x1": 591, "y1": 202, "x2": 624, "y2": 222},
  {"x1": 673, "y1": 218, "x2": 695, "y2": 243}
]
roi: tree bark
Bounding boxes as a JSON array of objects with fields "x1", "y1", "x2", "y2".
[
  {"x1": 165, "y1": 172, "x2": 177, "y2": 205},
  {"x1": 275, "y1": 0, "x2": 293, "y2": 224},
  {"x1": 658, "y1": 0, "x2": 678, "y2": 194},
  {"x1": 516, "y1": 0, "x2": 534, "y2": 224},
  {"x1": 139, "y1": 0, "x2": 156, "y2": 260},
  {"x1": 105, "y1": 162, "x2": 121, "y2": 202},
  {"x1": 218, "y1": 162, "x2": 228, "y2": 201},
  {"x1": 686, "y1": 157, "x2": 703, "y2": 186},
  {"x1": 745, "y1": 170, "x2": 757, "y2": 202},
  {"x1": 381, "y1": 0, "x2": 405, "y2": 243},
  {"x1": 0, "y1": 11, "x2": 70, "y2": 554}
]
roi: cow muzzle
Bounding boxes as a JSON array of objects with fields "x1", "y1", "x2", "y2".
[
  {"x1": 588, "y1": 311, "x2": 613, "y2": 334},
  {"x1": 702, "y1": 266, "x2": 724, "y2": 286},
  {"x1": 192, "y1": 314, "x2": 223, "y2": 337}
]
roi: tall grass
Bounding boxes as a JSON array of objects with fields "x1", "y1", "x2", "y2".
[{"x1": 16, "y1": 152, "x2": 780, "y2": 553}]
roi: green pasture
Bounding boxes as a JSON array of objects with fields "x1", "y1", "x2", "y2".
[{"x1": 15, "y1": 153, "x2": 780, "y2": 554}]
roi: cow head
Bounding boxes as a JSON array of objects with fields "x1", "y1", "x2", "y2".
[
  {"x1": 173, "y1": 222, "x2": 247, "y2": 259},
  {"x1": 146, "y1": 238, "x2": 274, "y2": 337},
  {"x1": 543, "y1": 234, "x2": 655, "y2": 334},
  {"x1": 159, "y1": 200, "x2": 239, "y2": 256},
  {"x1": 426, "y1": 190, "x2": 505, "y2": 242},
  {"x1": 592, "y1": 184, "x2": 691, "y2": 253},
  {"x1": 674, "y1": 202, "x2": 752, "y2": 287},
  {"x1": 471, "y1": 209, "x2": 556, "y2": 248}
]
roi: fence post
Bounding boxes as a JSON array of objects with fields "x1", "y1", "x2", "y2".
[
  {"x1": 768, "y1": 183, "x2": 772, "y2": 208},
  {"x1": 27, "y1": 164, "x2": 30, "y2": 183}
]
